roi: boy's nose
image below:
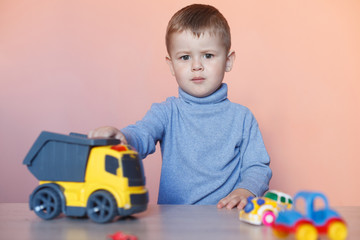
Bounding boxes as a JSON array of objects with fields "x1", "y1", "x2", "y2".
[{"x1": 192, "y1": 60, "x2": 203, "y2": 72}]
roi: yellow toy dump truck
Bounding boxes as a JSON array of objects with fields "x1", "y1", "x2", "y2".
[{"x1": 23, "y1": 131, "x2": 148, "y2": 223}]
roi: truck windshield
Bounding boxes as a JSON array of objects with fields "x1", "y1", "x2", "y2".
[{"x1": 121, "y1": 154, "x2": 145, "y2": 186}]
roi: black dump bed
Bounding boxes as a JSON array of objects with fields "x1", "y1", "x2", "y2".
[{"x1": 23, "y1": 131, "x2": 120, "y2": 182}]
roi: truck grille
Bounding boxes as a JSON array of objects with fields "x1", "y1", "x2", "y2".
[{"x1": 130, "y1": 192, "x2": 149, "y2": 205}]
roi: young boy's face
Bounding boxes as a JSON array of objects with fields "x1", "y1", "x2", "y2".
[{"x1": 166, "y1": 30, "x2": 235, "y2": 98}]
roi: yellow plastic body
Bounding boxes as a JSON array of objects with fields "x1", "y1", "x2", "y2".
[
  {"x1": 327, "y1": 221, "x2": 348, "y2": 240},
  {"x1": 295, "y1": 223, "x2": 318, "y2": 240},
  {"x1": 40, "y1": 145, "x2": 147, "y2": 210}
]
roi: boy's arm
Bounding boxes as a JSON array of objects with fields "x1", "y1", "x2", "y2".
[
  {"x1": 88, "y1": 103, "x2": 167, "y2": 160},
  {"x1": 121, "y1": 102, "x2": 168, "y2": 159},
  {"x1": 218, "y1": 112, "x2": 272, "y2": 209},
  {"x1": 236, "y1": 118, "x2": 272, "y2": 197}
]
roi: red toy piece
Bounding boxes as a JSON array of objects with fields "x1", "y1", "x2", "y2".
[{"x1": 108, "y1": 231, "x2": 138, "y2": 240}]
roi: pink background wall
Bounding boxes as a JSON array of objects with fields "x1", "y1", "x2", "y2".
[{"x1": 1, "y1": 0, "x2": 359, "y2": 206}]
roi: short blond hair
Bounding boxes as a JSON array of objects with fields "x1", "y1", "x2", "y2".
[{"x1": 166, "y1": 4, "x2": 231, "y2": 54}]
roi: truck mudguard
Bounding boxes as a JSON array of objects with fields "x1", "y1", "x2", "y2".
[{"x1": 23, "y1": 131, "x2": 120, "y2": 182}]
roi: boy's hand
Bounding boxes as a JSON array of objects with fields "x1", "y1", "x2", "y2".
[
  {"x1": 88, "y1": 126, "x2": 128, "y2": 144},
  {"x1": 217, "y1": 188, "x2": 255, "y2": 210}
]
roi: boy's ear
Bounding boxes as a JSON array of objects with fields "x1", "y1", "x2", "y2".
[
  {"x1": 225, "y1": 51, "x2": 236, "y2": 72},
  {"x1": 166, "y1": 56, "x2": 175, "y2": 76}
]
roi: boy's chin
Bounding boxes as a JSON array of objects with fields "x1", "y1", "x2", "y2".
[{"x1": 180, "y1": 84, "x2": 223, "y2": 98}]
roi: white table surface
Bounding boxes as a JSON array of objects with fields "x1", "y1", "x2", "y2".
[{"x1": 0, "y1": 203, "x2": 358, "y2": 240}]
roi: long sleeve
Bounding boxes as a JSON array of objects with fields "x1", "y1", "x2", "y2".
[
  {"x1": 236, "y1": 113, "x2": 272, "y2": 196},
  {"x1": 121, "y1": 102, "x2": 168, "y2": 160}
]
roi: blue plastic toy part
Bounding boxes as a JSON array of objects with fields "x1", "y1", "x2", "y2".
[
  {"x1": 247, "y1": 196, "x2": 254, "y2": 202},
  {"x1": 244, "y1": 201, "x2": 254, "y2": 213},
  {"x1": 257, "y1": 198, "x2": 265, "y2": 206},
  {"x1": 294, "y1": 191, "x2": 329, "y2": 222}
]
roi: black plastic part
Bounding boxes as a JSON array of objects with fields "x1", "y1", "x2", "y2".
[
  {"x1": 86, "y1": 191, "x2": 117, "y2": 223},
  {"x1": 118, "y1": 204, "x2": 148, "y2": 217},
  {"x1": 65, "y1": 207, "x2": 87, "y2": 217},
  {"x1": 23, "y1": 131, "x2": 120, "y2": 182},
  {"x1": 31, "y1": 187, "x2": 62, "y2": 220},
  {"x1": 130, "y1": 192, "x2": 149, "y2": 205},
  {"x1": 105, "y1": 155, "x2": 119, "y2": 175},
  {"x1": 122, "y1": 154, "x2": 146, "y2": 186},
  {"x1": 29, "y1": 183, "x2": 66, "y2": 213}
]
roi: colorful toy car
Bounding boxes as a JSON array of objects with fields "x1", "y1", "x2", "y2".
[
  {"x1": 272, "y1": 191, "x2": 347, "y2": 240},
  {"x1": 239, "y1": 190, "x2": 293, "y2": 226}
]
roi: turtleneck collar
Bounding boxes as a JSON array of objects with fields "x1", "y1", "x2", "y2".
[{"x1": 178, "y1": 83, "x2": 228, "y2": 105}]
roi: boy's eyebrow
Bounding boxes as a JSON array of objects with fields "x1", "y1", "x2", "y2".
[
  {"x1": 174, "y1": 48, "x2": 219, "y2": 54},
  {"x1": 173, "y1": 50, "x2": 191, "y2": 56},
  {"x1": 200, "y1": 49, "x2": 218, "y2": 53}
]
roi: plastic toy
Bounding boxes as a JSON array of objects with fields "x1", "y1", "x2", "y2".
[
  {"x1": 239, "y1": 190, "x2": 293, "y2": 226},
  {"x1": 108, "y1": 231, "x2": 138, "y2": 240},
  {"x1": 272, "y1": 191, "x2": 347, "y2": 240},
  {"x1": 23, "y1": 131, "x2": 148, "y2": 223}
]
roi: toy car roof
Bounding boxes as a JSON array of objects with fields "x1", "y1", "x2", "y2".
[{"x1": 265, "y1": 190, "x2": 293, "y2": 200}]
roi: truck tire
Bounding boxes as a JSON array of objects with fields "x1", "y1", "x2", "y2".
[
  {"x1": 31, "y1": 188, "x2": 62, "y2": 220},
  {"x1": 86, "y1": 190, "x2": 117, "y2": 223}
]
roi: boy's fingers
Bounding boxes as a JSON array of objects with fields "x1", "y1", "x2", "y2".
[
  {"x1": 217, "y1": 196, "x2": 231, "y2": 209},
  {"x1": 88, "y1": 127, "x2": 117, "y2": 138},
  {"x1": 88, "y1": 129, "x2": 108, "y2": 138},
  {"x1": 217, "y1": 199, "x2": 226, "y2": 208},
  {"x1": 88, "y1": 130, "x2": 94, "y2": 138},
  {"x1": 237, "y1": 198, "x2": 248, "y2": 209},
  {"x1": 224, "y1": 197, "x2": 248, "y2": 210},
  {"x1": 217, "y1": 189, "x2": 253, "y2": 210},
  {"x1": 218, "y1": 196, "x2": 242, "y2": 210},
  {"x1": 115, "y1": 132, "x2": 128, "y2": 144},
  {"x1": 226, "y1": 198, "x2": 239, "y2": 209},
  {"x1": 88, "y1": 128, "x2": 128, "y2": 145}
]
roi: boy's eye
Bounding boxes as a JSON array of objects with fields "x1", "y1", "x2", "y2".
[
  {"x1": 180, "y1": 55, "x2": 190, "y2": 60},
  {"x1": 204, "y1": 54, "x2": 214, "y2": 59}
]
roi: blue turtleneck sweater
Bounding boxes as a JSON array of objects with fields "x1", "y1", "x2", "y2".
[{"x1": 121, "y1": 83, "x2": 272, "y2": 204}]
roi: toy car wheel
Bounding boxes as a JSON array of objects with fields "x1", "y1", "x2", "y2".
[
  {"x1": 262, "y1": 211, "x2": 276, "y2": 226},
  {"x1": 31, "y1": 188, "x2": 62, "y2": 220},
  {"x1": 296, "y1": 223, "x2": 317, "y2": 240},
  {"x1": 87, "y1": 190, "x2": 117, "y2": 223},
  {"x1": 327, "y1": 221, "x2": 347, "y2": 240}
]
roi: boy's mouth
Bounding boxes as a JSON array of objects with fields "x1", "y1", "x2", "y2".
[{"x1": 191, "y1": 77, "x2": 205, "y2": 83}]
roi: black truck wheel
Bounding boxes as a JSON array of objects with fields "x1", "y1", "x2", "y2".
[
  {"x1": 86, "y1": 190, "x2": 117, "y2": 223},
  {"x1": 32, "y1": 188, "x2": 62, "y2": 220}
]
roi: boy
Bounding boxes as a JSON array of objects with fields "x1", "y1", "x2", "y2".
[{"x1": 89, "y1": 4, "x2": 272, "y2": 209}]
